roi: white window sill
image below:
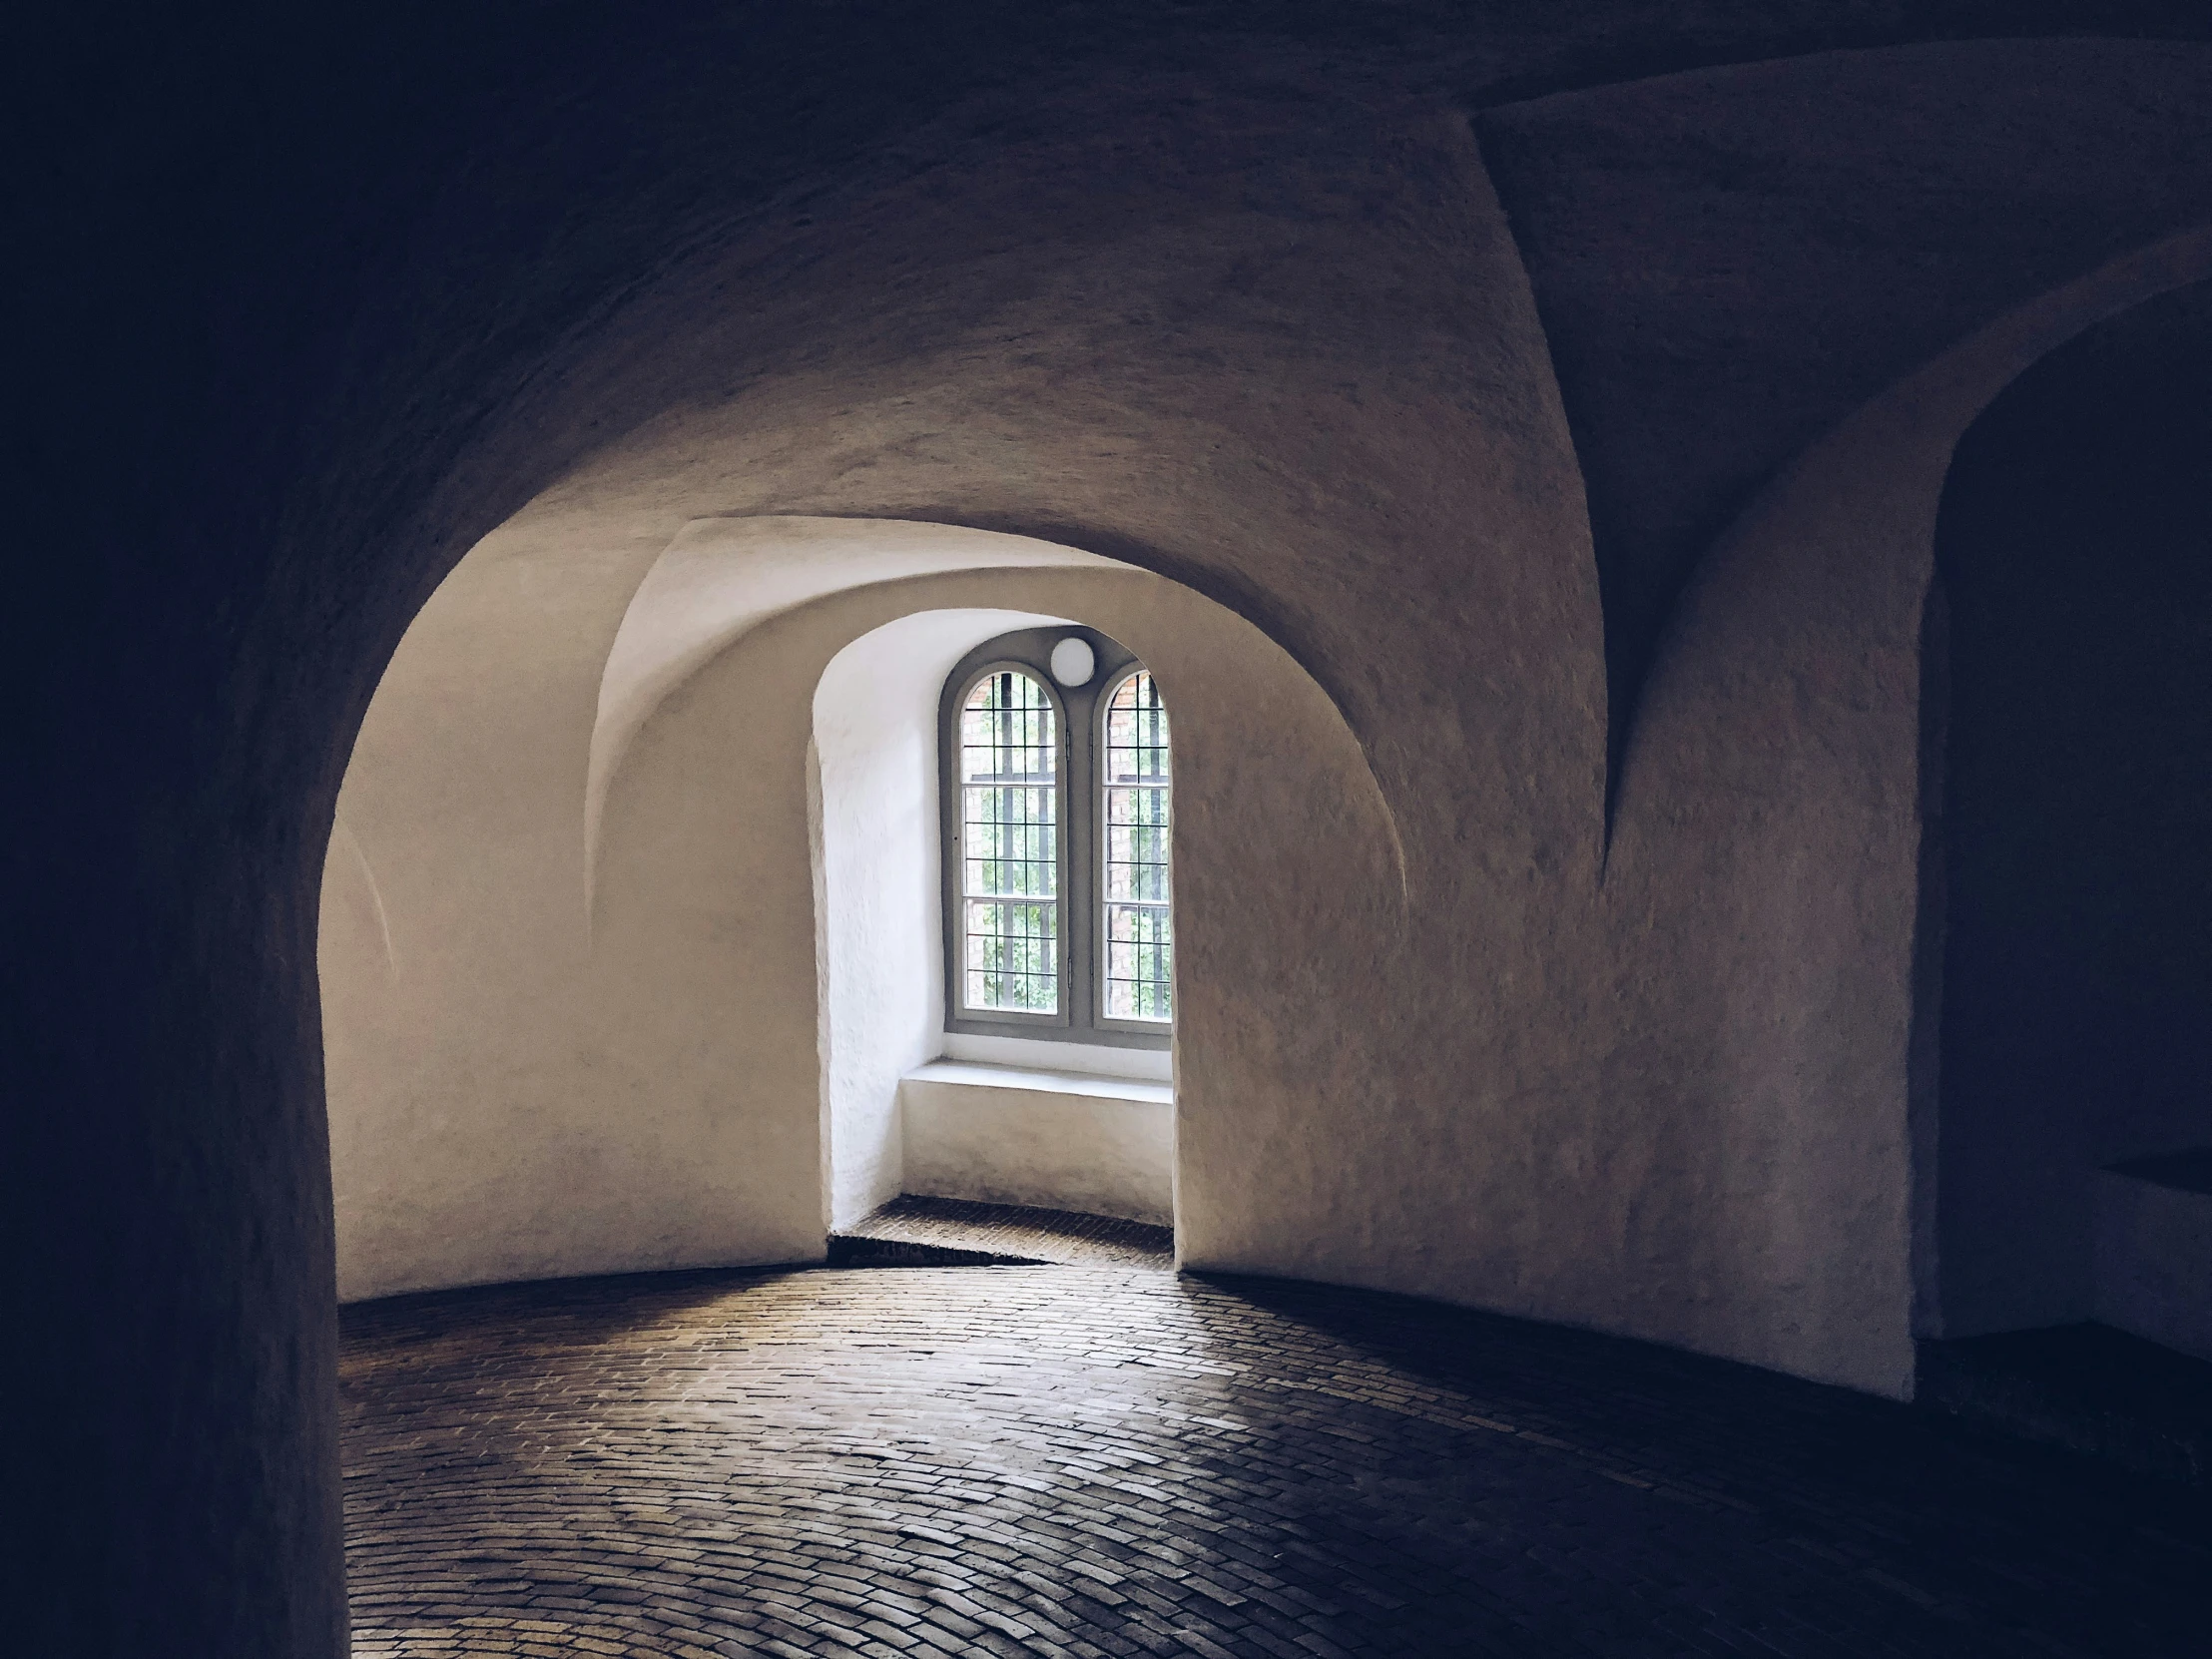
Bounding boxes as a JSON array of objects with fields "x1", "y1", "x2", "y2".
[
  {"x1": 903, "y1": 1059, "x2": 1172, "y2": 1106},
  {"x1": 941, "y1": 1030, "x2": 1171, "y2": 1083}
]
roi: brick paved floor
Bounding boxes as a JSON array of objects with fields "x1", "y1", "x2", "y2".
[
  {"x1": 341, "y1": 1267, "x2": 2209, "y2": 1658},
  {"x1": 830, "y1": 1197, "x2": 1175, "y2": 1270}
]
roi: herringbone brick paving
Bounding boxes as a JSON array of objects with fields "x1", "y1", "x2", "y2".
[{"x1": 340, "y1": 1267, "x2": 2208, "y2": 1658}]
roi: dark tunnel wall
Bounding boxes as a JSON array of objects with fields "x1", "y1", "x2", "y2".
[{"x1": 1934, "y1": 280, "x2": 2212, "y2": 1337}]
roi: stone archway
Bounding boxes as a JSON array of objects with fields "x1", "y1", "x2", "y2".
[{"x1": 1931, "y1": 280, "x2": 2212, "y2": 1356}]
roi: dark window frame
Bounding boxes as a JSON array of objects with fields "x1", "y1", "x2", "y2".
[{"x1": 939, "y1": 626, "x2": 1172, "y2": 1050}]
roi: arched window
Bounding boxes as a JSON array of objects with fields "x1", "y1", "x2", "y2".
[
  {"x1": 955, "y1": 666, "x2": 1060, "y2": 1016},
  {"x1": 1101, "y1": 669, "x2": 1172, "y2": 1024},
  {"x1": 940, "y1": 629, "x2": 1173, "y2": 1048}
]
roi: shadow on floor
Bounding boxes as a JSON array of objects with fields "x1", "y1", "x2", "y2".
[
  {"x1": 340, "y1": 1265, "x2": 2212, "y2": 1658},
  {"x1": 1919, "y1": 1322, "x2": 2212, "y2": 1487},
  {"x1": 1195, "y1": 1272, "x2": 2212, "y2": 1524},
  {"x1": 339, "y1": 1263, "x2": 812, "y2": 1352}
]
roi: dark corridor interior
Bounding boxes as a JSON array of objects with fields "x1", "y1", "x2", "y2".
[
  {"x1": 1934, "y1": 279, "x2": 2212, "y2": 1337},
  {"x1": 14, "y1": 7, "x2": 2212, "y2": 1656}
]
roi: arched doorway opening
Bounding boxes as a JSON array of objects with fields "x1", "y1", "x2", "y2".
[
  {"x1": 319, "y1": 516, "x2": 1398, "y2": 1302},
  {"x1": 1930, "y1": 279, "x2": 2212, "y2": 1364}
]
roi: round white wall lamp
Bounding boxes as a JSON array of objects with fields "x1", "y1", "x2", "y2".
[{"x1": 1049, "y1": 636, "x2": 1096, "y2": 688}]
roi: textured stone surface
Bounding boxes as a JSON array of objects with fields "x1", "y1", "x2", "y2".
[{"x1": 342, "y1": 1268, "x2": 2210, "y2": 1658}]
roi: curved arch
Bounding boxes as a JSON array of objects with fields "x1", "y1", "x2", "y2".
[
  {"x1": 583, "y1": 514, "x2": 1407, "y2": 919},
  {"x1": 323, "y1": 511, "x2": 1408, "y2": 1296},
  {"x1": 1616, "y1": 224, "x2": 2212, "y2": 820},
  {"x1": 355, "y1": 77, "x2": 1593, "y2": 930},
  {"x1": 324, "y1": 814, "x2": 398, "y2": 980},
  {"x1": 583, "y1": 516, "x2": 1121, "y2": 912},
  {"x1": 1930, "y1": 277, "x2": 2212, "y2": 1351},
  {"x1": 1597, "y1": 226, "x2": 2212, "y2": 1392}
]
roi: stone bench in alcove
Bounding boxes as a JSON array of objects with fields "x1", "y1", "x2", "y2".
[
  {"x1": 2093, "y1": 1149, "x2": 2212, "y2": 1365},
  {"x1": 897, "y1": 1060, "x2": 1173, "y2": 1227}
]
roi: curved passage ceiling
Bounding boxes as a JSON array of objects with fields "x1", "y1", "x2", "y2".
[
  {"x1": 1475, "y1": 38, "x2": 2212, "y2": 763},
  {"x1": 583, "y1": 516, "x2": 1117, "y2": 896}
]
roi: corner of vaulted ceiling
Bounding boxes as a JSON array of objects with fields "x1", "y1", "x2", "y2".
[
  {"x1": 579, "y1": 516, "x2": 1125, "y2": 924},
  {"x1": 1469, "y1": 41, "x2": 2212, "y2": 849},
  {"x1": 1604, "y1": 222, "x2": 2212, "y2": 844},
  {"x1": 1453, "y1": 105, "x2": 1610, "y2": 846}
]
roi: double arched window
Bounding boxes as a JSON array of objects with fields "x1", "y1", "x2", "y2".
[{"x1": 940, "y1": 628, "x2": 1173, "y2": 1048}]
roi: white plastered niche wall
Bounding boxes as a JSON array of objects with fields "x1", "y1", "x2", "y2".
[
  {"x1": 808, "y1": 578, "x2": 1404, "y2": 1236},
  {"x1": 810, "y1": 604, "x2": 1081, "y2": 1231},
  {"x1": 818, "y1": 608, "x2": 1180, "y2": 1204},
  {"x1": 320, "y1": 516, "x2": 1402, "y2": 1302},
  {"x1": 322, "y1": 518, "x2": 1102, "y2": 1300}
]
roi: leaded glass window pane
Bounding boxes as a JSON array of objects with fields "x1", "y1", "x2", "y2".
[
  {"x1": 960, "y1": 669, "x2": 1060, "y2": 1014},
  {"x1": 1102, "y1": 670, "x2": 1172, "y2": 1022}
]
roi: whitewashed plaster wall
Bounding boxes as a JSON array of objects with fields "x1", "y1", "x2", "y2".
[
  {"x1": 1611, "y1": 231, "x2": 2212, "y2": 1359},
  {"x1": 321, "y1": 526, "x2": 1395, "y2": 1301},
  {"x1": 316, "y1": 62, "x2": 2212, "y2": 1389},
  {"x1": 606, "y1": 557, "x2": 1400, "y2": 1248},
  {"x1": 810, "y1": 605, "x2": 1070, "y2": 1230},
  {"x1": 322, "y1": 521, "x2": 1106, "y2": 1300}
]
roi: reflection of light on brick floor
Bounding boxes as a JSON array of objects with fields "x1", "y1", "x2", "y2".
[{"x1": 343, "y1": 1269, "x2": 2207, "y2": 1657}]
